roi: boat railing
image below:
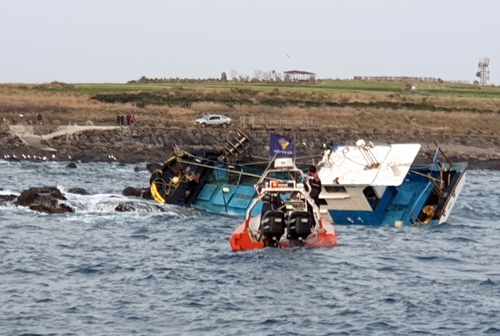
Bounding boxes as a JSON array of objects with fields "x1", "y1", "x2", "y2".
[{"x1": 408, "y1": 181, "x2": 434, "y2": 226}]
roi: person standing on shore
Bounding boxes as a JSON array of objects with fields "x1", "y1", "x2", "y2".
[
  {"x1": 130, "y1": 114, "x2": 135, "y2": 125},
  {"x1": 126, "y1": 114, "x2": 131, "y2": 126},
  {"x1": 37, "y1": 113, "x2": 43, "y2": 125}
]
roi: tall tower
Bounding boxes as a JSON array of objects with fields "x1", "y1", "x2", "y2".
[{"x1": 476, "y1": 58, "x2": 490, "y2": 85}]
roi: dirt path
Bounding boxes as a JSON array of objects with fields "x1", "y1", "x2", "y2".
[{"x1": 8, "y1": 125, "x2": 121, "y2": 150}]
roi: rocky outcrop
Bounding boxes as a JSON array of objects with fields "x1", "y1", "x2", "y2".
[
  {"x1": 122, "y1": 187, "x2": 152, "y2": 200},
  {"x1": 0, "y1": 194, "x2": 17, "y2": 205},
  {"x1": 67, "y1": 188, "x2": 90, "y2": 195},
  {"x1": 15, "y1": 187, "x2": 74, "y2": 214},
  {"x1": 146, "y1": 163, "x2": 162, "y2": 173},
  {"x1": 114, "y1": 201, "x2": 164, "y2": 212},
  {"x1": 2, "y1": 125, "x2": 500, "y2": 169},
  {"x1": 29, "y1": 203, "x2": 73, "y2": 214}
]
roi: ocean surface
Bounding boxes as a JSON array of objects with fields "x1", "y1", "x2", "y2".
[{"x1": 1, "y1": 160, "x2": 499, "y2": 336}]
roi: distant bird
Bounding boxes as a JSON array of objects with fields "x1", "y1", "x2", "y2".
[
  {"x1": 4, "y1": 154, "x2": 9, "y2": 159},
  {"x1": 51, "y1": 154, "x2": 56, "y2": 159},
  {"x1": 22, "y1": 154, "x2": 26, "y2": 159},
  {"x1": 42, "y1": 156, "x2": 47, "y2": 161},
  {"x1": 68, "y1": 155, "x2": 72, "y2": 160},
  {"x1": 302, "y1": 142, "x2": 307, "y2": 147},
  {"x1": 27, "y1": 155, "x2": 31, "y2": 159},
  {"x1": 286, "y1": 54, "x2": 290, "y2": 58},
  {"x1": 12, "y1": 154, "x2": 17, "y2": 159}
]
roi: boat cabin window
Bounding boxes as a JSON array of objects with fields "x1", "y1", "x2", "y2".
[
  {"x1": 285, "y1": 200, "x2": 305, "y2": 211},
  {"x1": 363, "y1": 186, "x2": 380, "y2": 210},
  {"x1": 324, "y1": 186, "x2": 347, "y2": 193},
  {"x1": 318, "y1": 198, "x2": 328, "y2": 206}
]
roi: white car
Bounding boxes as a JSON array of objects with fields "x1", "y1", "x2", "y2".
[{"x1": 194, "y1": 114, "x2": 232, "y2": 128}]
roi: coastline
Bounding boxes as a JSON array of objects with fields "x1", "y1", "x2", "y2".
[{"x1": 1, "y1": 125, "x2": 499, "y2": 170}]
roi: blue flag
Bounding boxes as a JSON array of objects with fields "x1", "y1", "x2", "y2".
[{"x1": 270, "y1": 134, "x2": 295, "y2": 157}]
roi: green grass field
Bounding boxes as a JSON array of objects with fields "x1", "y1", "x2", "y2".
[{"x1": 6, "y1": 79, "x2": 500, "y2": 99}]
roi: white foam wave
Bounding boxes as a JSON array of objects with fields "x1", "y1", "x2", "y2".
[
  {"x1": 59, "y1": 190, "x2": 187, "y2": 215},
  {"x1": 0, "y1": 189, "x2": 19, "y2": 196}
]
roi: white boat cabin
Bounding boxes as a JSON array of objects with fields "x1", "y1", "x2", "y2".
[{"x1": 317, "y1": 141, "x2": 421, "y2": 213}]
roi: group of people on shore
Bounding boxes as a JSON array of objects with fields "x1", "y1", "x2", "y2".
[{"x1": 116, "y1": 114, "x2": 135, "y2": 126}]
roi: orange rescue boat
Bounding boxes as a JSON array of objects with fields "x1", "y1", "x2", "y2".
[{"x1": 230, "y1": 158, "x2": 338, "y2": 251}]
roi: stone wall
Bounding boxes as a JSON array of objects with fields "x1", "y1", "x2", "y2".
[{"x1": 2, "y1": 126, "x2": 500, "y2": 167}]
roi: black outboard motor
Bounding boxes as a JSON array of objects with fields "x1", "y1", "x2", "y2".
[
  {"x1": 286, "y1": 211, "x2": 313, "y2": 243},
  {"x1": 260, "y1": 210, "x2": 286, "y2": 247}
]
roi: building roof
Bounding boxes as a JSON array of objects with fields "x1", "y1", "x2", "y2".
[{"x1": 283, "y1": 70, "x2": 315, "y2": 75}]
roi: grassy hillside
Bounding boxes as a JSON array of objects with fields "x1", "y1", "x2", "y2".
[{"x1": 1, "y1": 80, "x2": 500, "y2": 135}]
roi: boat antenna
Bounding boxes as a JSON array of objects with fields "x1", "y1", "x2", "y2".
[
  {"x1": 433, "y1": 140, "x2": 454, "y2": 170},
  {"x1": 256, "y1": 152, "x2": 279, "y2": 186}
]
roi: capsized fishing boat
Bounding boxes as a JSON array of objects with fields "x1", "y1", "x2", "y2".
[
  {"x1": 230, "y1": 158, "x2": 337, "y2": 251},
  {"x1": 316, "y1": 140, "x2": 467, "y2": 227},
  {"x1": 149, "y1": 129, "x2": 268, "y2": 215}
]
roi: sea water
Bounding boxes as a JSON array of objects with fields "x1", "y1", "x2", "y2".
[{"x1": 0, "y1": 161, "x2": 499, "y2": 335}]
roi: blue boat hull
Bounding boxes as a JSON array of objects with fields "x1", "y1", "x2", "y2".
[{"x1": 324, "y1": 162, "x2": 467, "y2": 227}]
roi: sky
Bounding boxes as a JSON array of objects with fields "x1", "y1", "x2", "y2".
[{"x1": 0, "y1": 0, "x2": 499, "y2": 84}]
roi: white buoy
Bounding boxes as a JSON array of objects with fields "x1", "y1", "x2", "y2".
[
  {"x1": 171, "y1": 176, "x2": 180, "y2": 185},
  {"x1": 389, "y1": 161, "x2": 401, "y2": 176},
  {"x1": 356, "y1": 139, "x2": 366, "y2": 148}
]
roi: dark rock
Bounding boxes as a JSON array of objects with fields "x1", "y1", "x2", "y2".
[
  {"x1": 30, "y1": 203, "x2": 74, "y2": 214},
  {"x1": 15, "y1": 187, "x2": 66, "y2": 206},
  {"x1": 0, "y1": 194, "x2": 17, "y2": 205},
  {"x1": 123, "y1": 187, "x2": 143, "y2": 198},
  {"x1": 115, "y1": 202, "x2": 136, "y2": 212},
  {"x1": 157, "y1": 136, "x2": 165, "y2": 146},
  {"x1": 146, "y1": 163, "x2": 162, "y2": 173},
  {"x1": 151, "y1": 134, "x2": 159, "y2": 146},
  {"x1": 122, "y1": 186, "x2": 152, "y2": 199},
  {"x1": 114, "y1": 200, "x2": 162, "y2": 212},
  {"x1": 142, "y1": 188, "x2": 152, "y2": 200},
  {"x1": 67, "y1": 188, "x2": 90, "y2": 195},
  {"x1": 15, "y1": 187, "x2": 73, "y2": 214},
  {"x1": 67, "y1": 162, "x2": 77, "y2": 168}
]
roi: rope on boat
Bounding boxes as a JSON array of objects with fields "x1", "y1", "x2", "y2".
[{"x1": 175, "y1": 159, "x2": 286, "y2": 181}]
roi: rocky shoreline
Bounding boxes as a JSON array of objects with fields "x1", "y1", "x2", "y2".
[{"x1": 1, "y1": 125, "x2": 499, "y2": 170}]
